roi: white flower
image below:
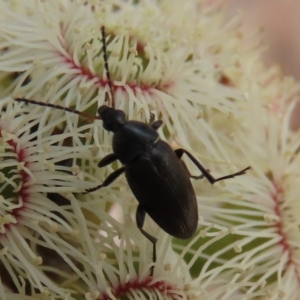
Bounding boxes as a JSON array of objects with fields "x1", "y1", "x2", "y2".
[
  {"x1": 0, "y1": 98, "x2": 106, "y2": 297},
  {"x1": 1, "y1": 0, "x2": 300, "y2": 299},
  {"x1": 183, "y1": 70, "x2": 300, "y2": 298},
  {"x1": 0, "y1": 0, "x2": 250, "y2": 150}
]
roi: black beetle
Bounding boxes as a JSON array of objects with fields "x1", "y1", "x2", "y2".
[{"x1": 14, "y1": 26, "x2": 250, "y2": 275}]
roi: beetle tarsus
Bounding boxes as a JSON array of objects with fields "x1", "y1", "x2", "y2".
[{"x1": 83, "y1": 183, "x2": 103, "y2": 194}]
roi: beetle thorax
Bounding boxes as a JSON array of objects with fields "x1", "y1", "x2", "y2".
[{"x1": 113, "y1": 121, "x2": 159, "y2": 165}]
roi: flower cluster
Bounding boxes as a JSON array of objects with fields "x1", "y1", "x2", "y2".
[{"x1": 0, "y1": 0, "x2": 300, "y2": 299}]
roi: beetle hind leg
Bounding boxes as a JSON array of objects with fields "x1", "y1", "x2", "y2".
[
  {"x1": 136, "y1": 205, "x2": 157, "y2": 276},
  {"x1": 178, "y1": 159, "x2": 206, "y2": 180},
  {"x1": 175, "y1": 148, "x2": 250, "y2": 184}
]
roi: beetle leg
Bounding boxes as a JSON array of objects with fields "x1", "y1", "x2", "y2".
[
  {"x1": 148, "y1": 111, "x2": 163, "y2": 130},
  {"x1": 175, "y1": 150, "x2": 205, "y2": 179},
  {"x1": 178, "y1": 159, "x2": 205, "y2": 180},
  {"x1": 149, "y1": 112, "x2": 155, "y2": 123},
  {"x1": 98, "y1": 153, "x2": 118, "y2": 167},
  {"x1": 149, "y1": 120, "x2": 163, "y2": 131},
  {"x1": 136, "y1": 205, "x2": 157, "y2": 276},
  {"x1": 174, "y1": 148, "x2": 250, "y2": 184},
  {"x1": 83, "y1": 167, "x2": 125, "y2": 194}
]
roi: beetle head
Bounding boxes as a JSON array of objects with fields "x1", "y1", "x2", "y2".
[{"x1": 98, "y1": 105, "x2": 126, "y2": 132}]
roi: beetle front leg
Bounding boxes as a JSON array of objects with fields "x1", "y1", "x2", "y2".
[
  {"x1": 174, "y1": 148, "x2": 250, "y2": 184},
  {"x1": 136, "y1": 204, "x2": 157, "y2": 276},
  {"x1": 83, "y1": 167, "x2": 125, "y2": 194},
  {"x1": 98, "y1": 153, "x2": 118, "y2": 167}
]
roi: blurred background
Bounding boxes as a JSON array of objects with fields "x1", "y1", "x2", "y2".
[
  {"x1": 225, "y1": 0, "x2": 300, "y2": 127},
  {"x1": 226, "y1": 0, "x2": 300, "y2": 78}
]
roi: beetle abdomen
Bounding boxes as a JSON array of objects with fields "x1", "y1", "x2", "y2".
[{"x1": 125, "y1": 140, "x2": 198, "y2": 239}]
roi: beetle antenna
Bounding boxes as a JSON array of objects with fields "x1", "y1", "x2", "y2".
[
  {"x1": 14, "y1": 98, "x2": 101, "y2": 121},
  {"x1": 101, "y1": 25, "x2": 115, "y2": 108}
]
